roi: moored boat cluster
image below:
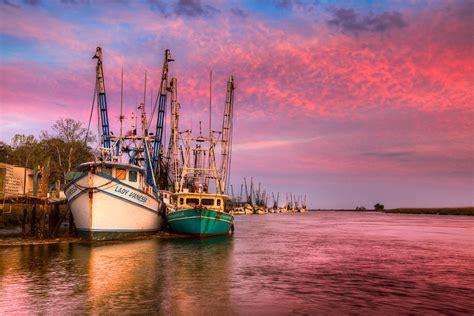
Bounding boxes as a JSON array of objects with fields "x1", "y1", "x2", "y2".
[
  {"x1": 65, "y1": 47, "x2": 238, "y2": 240},
  {"x1": 229, "y1": 178, "x2": 307, "y2": 215}
]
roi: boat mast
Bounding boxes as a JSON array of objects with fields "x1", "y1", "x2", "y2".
[
  {"x1": 168, "y1": 78, "x2": 180, "y2": 192},
  {"x1": 152, "y1": 49, "x2": 174, "y2": 175},
  {"x1": 240, "y1": 184, "x2": 243, "y2": 203},
  {"x1": 178, "y1": 131, "x2": 192, "y2": 192},
  {"x1": 93, "y1": 47, "x2": 111, "y2": 150},
  {"x1": 244, "y1": 177, "x2": 249, "y2": 204},
  {"x1": 142, "y1": 72, "x2": 148, "y2": 136},
  {"x1": 219, "y1": 76, "x2": 235, "y2": 194}
]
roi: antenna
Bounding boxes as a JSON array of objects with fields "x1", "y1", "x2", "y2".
[
  {"x1": 143, "y1": 71, "x2": 147, "y2": 106},
  {"x1": 120, "y1": 68, "x2": 124, "y2": 137},
  {"x1": 209, "y1": 70, "x2": 212, "y2": 136},
  {"x1": 150, "y1": 88, "x2": 153, "y2": 119}
]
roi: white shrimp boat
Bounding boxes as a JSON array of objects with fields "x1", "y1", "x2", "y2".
[
  {"x1": 65, "y1": 162, "x2": 164, "y2": 240},
  {"x1": 65, "y1": 47, "x2": 172, "y2": 240}
]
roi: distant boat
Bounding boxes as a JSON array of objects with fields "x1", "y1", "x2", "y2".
[
  {"x1": 232, "y1": 206, "x2": 246, "y2": 215},
  {"x1": 244, "y1": 204, "x2": 254, "y2": 214},
  {"x1": 254, "y1": 207, "x2": 265, "y2": 215}
]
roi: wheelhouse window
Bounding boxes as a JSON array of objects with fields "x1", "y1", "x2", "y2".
[
  {"x1": 201, "y1": 198, "x2": 214, "y2": 206},
  {"x1": 129, "y1": 171, "x2": 137, "y2": 182},
  {"x1": 186, "y1": 198, "x2": 200, "y2": 206},
  {"x1": 179, "y1": 198, "x2": 184, "y2": 205},
  {"x1": 216, "y1": 199, "x2": 222, "y2": 206},
  {"x1": 102, "y1": 167, "x2": 112, "y2": 177},
  {"x1": 116, "y1": 168, "x2": 126, "y2": 180}
]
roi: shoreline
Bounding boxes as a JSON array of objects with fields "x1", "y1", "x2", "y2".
[
  {"x1": 312, "y1": 207, "x2": 474, "y2": 216},
  {"x1": 0, "y1": 230, "x2": 191, "y2": 247}
]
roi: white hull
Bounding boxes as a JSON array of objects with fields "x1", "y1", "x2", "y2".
[{"x1": 65, "y1": 173, "x2": 165, "y2": 240}]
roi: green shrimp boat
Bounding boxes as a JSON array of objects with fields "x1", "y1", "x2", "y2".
[
  {"x1": 163, "y1": 74, "x2": 236, "y2": 237},
  {"x1": 166, "y1": 192, "x2": 234, "y2": 237}
]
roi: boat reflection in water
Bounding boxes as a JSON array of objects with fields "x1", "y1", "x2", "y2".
[
  {"x1": 158, "y1": 236, "x2": 234, "y2": 314},
  {"x1": 73, "y1": 240, "x2": 162, "y2": 312},
  {"x1": 0, "y1": 237, "x2": 233, "y2": 314},
  {"x1": 76, "y1": 237, "x2": 233, "y2": 314}
]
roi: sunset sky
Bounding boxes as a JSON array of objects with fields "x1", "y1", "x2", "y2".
[{"x1": 0, "y1": 0, "x2": 472, "y2": 208}]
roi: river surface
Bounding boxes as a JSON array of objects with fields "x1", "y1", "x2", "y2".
[{"x1": 1, "y1": 212, "x2": 473, "y2": 315}]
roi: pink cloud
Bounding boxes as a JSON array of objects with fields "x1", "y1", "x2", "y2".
[{"x1": 1, "y1": 1, "x2": 472, "y2": 207}]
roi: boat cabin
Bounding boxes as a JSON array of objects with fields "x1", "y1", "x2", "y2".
[
  {"x1": 174, "y1": 192, "x2": 230, "y2": 213},
  {"x1": 75, "y1": 162, "x2": 153, "y2": 194}
]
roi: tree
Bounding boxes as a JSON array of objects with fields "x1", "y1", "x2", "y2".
[
  {"x1": 3, "y1": 119, "x2": 95, "y2": 184},
  {"x1": 40, "y1": 118, "x2": 95, "y2": 183},
  {"x1": 11, "y1": 134, "x2": 36, "y2": 149},
  {"x1": 374, "y1": 203, "x2": 385, "y2": 211},
  {"x1": 8, "y1": 134, "x2": 42, "y2": 169},
  {"x1": 48, "y1": 118, "x2": 95, "y2": 144},
  {"x1": 0, "y1": 142, "x2": 12, "y2": 163}
]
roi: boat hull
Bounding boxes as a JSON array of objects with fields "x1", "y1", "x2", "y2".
[
  {"x1": 167, "y1": 209, "x2": 234, "y2": 237},
  {"x1": 65, "y1": 173, "x2": 165, "y2": 241}
]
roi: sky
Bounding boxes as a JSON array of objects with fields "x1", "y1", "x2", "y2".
[{"x1": 0, "y1": 0, "x2": 472, "y2": 208}]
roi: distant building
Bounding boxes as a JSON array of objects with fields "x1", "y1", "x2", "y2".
[
  {"x1": 374, "y1": 203, "x2": 385, "y2": 212},
  {"x1": 0, "y1": 163, "x2": 42, "y2": 198}
]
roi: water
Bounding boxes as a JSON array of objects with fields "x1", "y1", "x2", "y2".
[{"x1": 1, "y1": 212, "x2": 473, "y2": 314}]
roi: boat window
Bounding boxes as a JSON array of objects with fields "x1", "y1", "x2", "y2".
[
  {"x1": 217, "y1": 199, "x2": 221, "y2": 206},
  {"x1": 201, "y1": 198, "x2": 214, "y2": 206},
  {"x1": 129, "y1": 171, "x2": 137, "y2": 182},
  {"x1": 116, "y1": 168, "x2": 126, "y2": 180},
  {"x1": 186, "y1": 198, "x2": 200, "y2": 206},
  {"x1": 179, "y1": 198, "x2": 184, "y2": 205},
  {"x1": 102, "y1": 167, "x2": 112, "y2": 177}
]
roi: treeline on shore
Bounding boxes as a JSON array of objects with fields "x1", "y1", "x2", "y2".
[
  {"x1": 384, "y1": 207, "x2": 474, "y2": 216},
  {"x1": 313, "y1": 208, "x2": 474, "y2": 216},
  {"x1": 0, "y1": 118, "x2": 95, "y2": 185}
]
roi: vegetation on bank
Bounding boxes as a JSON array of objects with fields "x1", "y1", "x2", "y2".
[
  {"x1": 311, "y1": 208, "x2": 474, "y2": 215},
  {"x1": 0, "y1": 118, "x2": 95, "y2": 186},
  {"x1": 384, "y1": 207, "x2": 474, "y2": 216}
]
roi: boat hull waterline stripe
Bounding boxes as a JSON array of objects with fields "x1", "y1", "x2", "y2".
[{"x1": 167, "y1": 215, "x2": 233, "y2": 225}]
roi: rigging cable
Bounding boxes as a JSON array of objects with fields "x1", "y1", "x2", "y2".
[{"x1": 84, "y1": 79, "x2": 97, "y2": 146}]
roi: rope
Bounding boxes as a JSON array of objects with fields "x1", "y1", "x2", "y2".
[
  {"x1": 84, "y1": 79, "x2": 97, "y2": 145},
  {"x1": 72, "y1": 179, "x2": 114, "y2": 190}
]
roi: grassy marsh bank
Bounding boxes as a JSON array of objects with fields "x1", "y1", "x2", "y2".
[{"x1": 384, "y1": 207, "x2": 474, "y2": 216}]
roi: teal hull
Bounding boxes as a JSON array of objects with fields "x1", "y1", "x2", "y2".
[{"x1": 167, "y1": 209, "x2": 234, "y2": 237}]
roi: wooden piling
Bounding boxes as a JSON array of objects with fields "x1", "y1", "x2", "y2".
[
  {"x1": 22, "y1": 207, "x2": 27, "y2": 237},
  {"x1": 68, "y1": 206, "x2": 75, "y2": 236},
  {"x1": 30, "y1": 202, "x2": 37, "y2": 237},
  {"x1": 50, "y1": 204, "x2": 60, "y2": 237}
]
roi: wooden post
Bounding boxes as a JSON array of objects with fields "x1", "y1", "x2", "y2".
[
  {"x1": 41, "y1": 157, "x2": 50, "y2": 239},
  {"x1": 30, "y1": 202, "x2": 36, "y2": 237},
  {"x1": 68, "y1": 206, "x2": 75, "y2": 236},
  {"x1": 22, "y1": 207, "x2": 27, "y2": 238},
  {"x1": 41, "y1": 203, "x2": 47, "y2": 238},
  {"x1": 50, "y1": 204, "x2": 60, "y2": 237}
]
